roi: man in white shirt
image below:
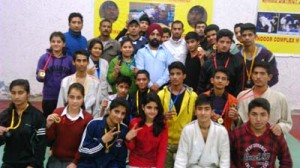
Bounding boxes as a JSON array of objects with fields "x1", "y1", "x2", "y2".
[{"x1": 163, "y1": 20, "x2": 187, "y2": 64}]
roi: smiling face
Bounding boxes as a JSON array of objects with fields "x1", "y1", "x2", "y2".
[
  {"x1": 107, "y1": 105, "x2": 127, "y2": 125},
  {"x1": 120, "y1": 41, "x2": 134, "y2": 58},
  {"x1": 143, "y1": 101, "x2": 158, "y2": 123},
  {"x1": 10, "y1": 85, "x2": 29, "y2": 107},
  {"x1": 50, "y1": 36, "x2": 65, "y2": 53},
  {"x1": 90, "y1": 43, "x2": 103, "y2": 59}
]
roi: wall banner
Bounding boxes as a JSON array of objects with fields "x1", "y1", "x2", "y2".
[
  {"x1": 94, "y1": 0, "x2": 214, "y2": 38},
  {"x1": 256, "y1": 0, "x2": 300, "y2": 56}
]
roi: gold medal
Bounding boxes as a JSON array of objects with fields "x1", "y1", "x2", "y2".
[
  {"x1": 213, "y1": 44, "x2": 217, "y2": 50},
  {"x1": 39, "y1": 71, "x2": 46, "y2": 78},
  {"x1": 217, "y1": 118, "x2": 224, "y2": 124},
  {"x1": 105, "y1": 149, "x2": 109, "y2": 153},
  {"x1": 197, "y1": 46, "x2": 203, "y2": 52},
  {"x1": 54, "y1": 116, "x2": 61, "y2": 123}
]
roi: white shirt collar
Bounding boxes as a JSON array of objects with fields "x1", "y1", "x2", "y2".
[{"x1": 61, "y1": 106, "x2": 84, "y2": 121}]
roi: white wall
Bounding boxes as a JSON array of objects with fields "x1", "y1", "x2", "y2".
[{"x1": 0, "y1": 0, "x2": 299, "y2": 109}]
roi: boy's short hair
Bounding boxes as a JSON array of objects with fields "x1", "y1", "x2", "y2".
[
  {"x1": 195, "y1": 94, "x2": 213, "y2": 108},
  {"x1": 73, "y1": 49, "x2": 89, "y2": 61},
  {"x1": 213, "y1": 67, "x2": 229, "y2": 79},
  {"x1": 252, "y1": 61, "x2": 272, "y2": 75},
  {"x1": 115, "y1": 75, "x2": 132, "y2": 87},
  {"x1": 216, "y1": 29, "x2": 234, "y2": 42},
  {"x1": 135, "y1": 70, "x2": 150, "y2": 80},
  {"x1": 234, "y1": 23, "x2": 243, "y2": 30},
  {"x1": 194, "y1": 21, "x2": 207, "y2": 29},
  {"x1": 248, "y1": 98, "x2": 270, "y2": 114},
  {"x1": 185, "y1": 32, "x2": 200, "y2": 41},
  {"x1": 240, "y1": 23, "x2": 256, "y2": 35},
  {"x1": 168, "y1": 61, "x2": 186, "y2": 74},
  {"x1": 204, "y1": 24, "x2": 219, "y2": 35}
]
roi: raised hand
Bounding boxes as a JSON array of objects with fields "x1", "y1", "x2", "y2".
[
  {"x1": 101, "y1": 127, "x2": 120, "y2": 143},
  {"x1": 125, "y1": 123, "x2": 143, "y2": 141}
]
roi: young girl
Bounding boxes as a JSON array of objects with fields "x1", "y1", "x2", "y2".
[
  {"x1": 87, "y1": 39, "x2": 110, "y2": 98},
  {"x1": 46, "y1": 83, "x2": 93, "y2": 168},
  {"x1": 126, "y1": 92, "x2": 168, "y2": 168},
  {"x1": 0, "y1": 79, "x2": 46, "y2": 168},
  {"x1": 78, "y1": 98, "x2": 130, "y2": 168},
  {"x1": 107, "y1": 38, "x2": 137, "y2": 94},
  {"x1": 36, "y1": 31, "x2": 75, "y2": 118}
]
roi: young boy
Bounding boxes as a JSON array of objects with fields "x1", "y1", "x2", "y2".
[
  {"x1": 175, "y1": 94, "x2": 230, "y2": 167},
  {"x1": 204, "y1": 67, "x2": 238, "y2": 131},
  {"x1": 198, "y1": 29, "x2": 243, "y2": 96},
  {"x1": 57, "y1": 50, "x2": 101, "y2": 117},
  {"x1": 237, "y1": 62, "x2": 292, "y2": 135},
  {"x1": 230, "y1": 98, "x2": 292, "y2": 167},
  {"x1": 100, "y1": 75, "x2": 133, "y2": 125},
  {"x1": 237, "y1": 23, "x2": 279, "y2": 89},
  {"x1": 158, "y1": 61, "x2": 198, "y2": 168},
  {"x1": 131, "y1": 70, "x2": 156, "y2": 118}
]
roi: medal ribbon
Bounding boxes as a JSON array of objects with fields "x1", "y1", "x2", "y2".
[
  {"x1": 42, "y1": 53, "x2": 53, "y2": 71},
  {"x1": 104, "y1": 123, "x2": 120, "y2": 151},
  {"x1": 168, "y1": 87, "x2": 183, "y2": 111},
  {"x1": 135, "y1": 89, "x2": 150, "y2": 114},
  {"x1": 8, "y1": 104, "x2": 29, "y2": 130},
  {"x1": 243, "y1": 47, "x2": 257, "y2": 82},
  {"x1": 213, "y1": 55, "x2": 230, "y2": 69}
]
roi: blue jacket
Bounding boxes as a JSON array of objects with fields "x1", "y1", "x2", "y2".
[
  {"x1": 64, "y1": 29, "x2": 87, "y2": 56},
  {"x1": 78, "y1": 116, "x2": 128, "y2": 168}
]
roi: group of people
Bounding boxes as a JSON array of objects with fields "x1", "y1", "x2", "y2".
[{"x1": 0, "y1": 11, "x2": 293, "y2": 168}]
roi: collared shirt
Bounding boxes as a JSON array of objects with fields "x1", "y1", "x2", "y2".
[
  {"x1": 163, "y1": 37, "x2": 187, "y2": 64},
  {"x1": 135, "y1": 44, "x2": 175, "y2": 87},
  {"x1": 61, "y1": 106, "x2": 84, "y2": 121}
]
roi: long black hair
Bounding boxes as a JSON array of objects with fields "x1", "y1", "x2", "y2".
[{"x1": 139, "y1": 92, "x2": 165, "y2": 137}]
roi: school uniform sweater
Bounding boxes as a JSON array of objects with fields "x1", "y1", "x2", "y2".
[
  {"x1": 125, "y1": 118, "x2": 168, "y2": 168},
  {"x1": 46, "y1": 107, "x2": 93, "y2": 164}
]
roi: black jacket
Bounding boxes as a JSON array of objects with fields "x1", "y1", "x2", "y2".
[
  {"x1": 197, "y1": 51, "x2": 243, "y2": 96},
  {"x1": 0, "y1": 103, "x2": 46, "y2": 168}
]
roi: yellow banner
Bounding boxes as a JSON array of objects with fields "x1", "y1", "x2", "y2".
[
  {"x1": 94, "y1": 0, "x2": 214, "y2": 38},
  {"x1": 257, "y1": 0, "x2": 300, "y2": 55}
]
